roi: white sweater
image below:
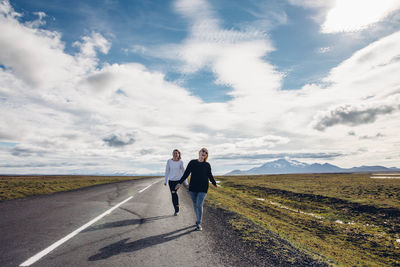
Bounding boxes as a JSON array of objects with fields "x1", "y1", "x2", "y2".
[{"x1": 164, "y1": 159, "x2": 187, "y2": 184}]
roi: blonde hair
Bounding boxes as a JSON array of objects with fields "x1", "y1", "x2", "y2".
[
  {"x1": 172, "y1": 149, "x2": 181, "y2": 160},
  {"x1": 200, "y1": 147, "x2": 208, "y2": 161}
]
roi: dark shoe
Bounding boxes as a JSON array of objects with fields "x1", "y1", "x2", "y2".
[
  {"x1": 196, "y1": 224, "x2": 202, "y2": 231},
  {"x1": 174, "y1": 211, "x2": 179, "y2": 216}
]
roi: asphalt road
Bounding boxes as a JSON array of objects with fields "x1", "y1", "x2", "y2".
[{"x1": 0, "y1": 178, "x2": 225, "y2": 267}]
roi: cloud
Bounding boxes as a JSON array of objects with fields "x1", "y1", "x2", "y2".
[
  {"x1": 242, "y1": 1, "x2": 288, "y2": 31},
  {"x1": 287, "y1": 0, "x2": 335, "y2": 24},
  {"x1": 160, "y1": 134, "x2": 190, "y2": 141},
  {"x1": 287, "y1": 0, "x2": 332, "y2": 9},
  {"x1": 1, "y1": 0, "x2": 400, "y2": 174},
  {"x1": 359, "y1": 133, "x2": 385, "y2": 140},
  {"x1": 292, "y1": 30, "x2": 400, "y2": 133},
  {"x1": 73, "y1": 32, "x2": 111, "y2": 58},
  {"x1": 0, "y1": 5, "x2": 73, "y2": 88},
  {"x1": 313, "y1": 103, "x2": 399, "y2": 131},
  {"x1": 214, "y1": 152, "x2": 344, "y2": 160},
  {"x1": 288, "y1": 0, "x2": 400, "y2": 33},
  {"x1": 165, "y1": 0, "x2": 283, "y2": 102},
  {"x1": 0, "y1": 5, "x2": 111, "y2": 90},
  {"x1": 322, "y1": 0, "x2": 400, "y2": 33},
  {"x1": 325, "y1": 30, "x2": 400, "y2": 85},
  {"x1": 318, "y1": 46, "x2": 332, "y2": 53},
  {"x1": 140, "y1": 149, "x2": 153, "y2": 155},
  {"x1": 129, "y1": 45, "x2": 147, "y2": 54},
  {"x1": 103, "y1": 134, "x2": 135, "y2": 147},
  {"x1": 25, "y1": 11, "x2": 47, "y2": 28},
  {"x1": 0, "y1": 162, "x2": 75, "y2": 168},
  {"x1": 11, "y1": 146, "x2": 48, "y2": 157},
  {"x1": 174, "y1": 0, "x2": 213, "y2": 20},
  {"x1": 85, "y1": 71, "x2": 116, "y2": 93},
  {"x1": 348, "y1": 131, "x2": 356, "y2": 136},
  {"x1": 211, "y1": 135, "x2": 290, "y2": 155},
  {"x1": 0, "y1": 0, "x2": 20, "y2": 17}
]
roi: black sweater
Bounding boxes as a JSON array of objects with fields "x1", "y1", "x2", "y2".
[{"x1": 179, "y1": 159, "x2": 217, "y2": 193}]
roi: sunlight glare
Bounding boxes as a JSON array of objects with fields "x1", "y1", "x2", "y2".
[{"x1": 322, "y1": 0, "x2": 400, "y2": 33}]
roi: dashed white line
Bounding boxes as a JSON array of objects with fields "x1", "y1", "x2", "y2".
[
  {"x1": 19, "y1": 180, "x2": 159, "y2": 266},
  {"x1": 139, "y1": 180, "x2": 159, "y2": 193}
]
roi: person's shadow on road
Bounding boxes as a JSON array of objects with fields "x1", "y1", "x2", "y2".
[
  {"x1": 88, "y1": 225, "x2": 196, "y2": 261},
  {"x1": 84, "y1": 215, "x2": 173, "y2": 232}
]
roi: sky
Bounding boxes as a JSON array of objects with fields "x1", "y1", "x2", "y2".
[{"x1": 1, "y1": 0, "x2": 400, "y2": 175}]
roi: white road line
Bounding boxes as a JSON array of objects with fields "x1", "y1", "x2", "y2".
[
  {"x1": 139, "y1": 180, "x2": 159, "y2": 193},
  {"x1": 19, "y1": 180, "x2": 159, "y2": 266}
]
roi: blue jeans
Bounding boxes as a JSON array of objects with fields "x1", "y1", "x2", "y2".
[{"x1": 189, "y1": 191, "x2": 207, "y2": 225}]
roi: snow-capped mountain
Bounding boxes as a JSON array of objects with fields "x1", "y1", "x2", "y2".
[{"x1": 225, "y1": 159, "x2": 400, "y2": 175}]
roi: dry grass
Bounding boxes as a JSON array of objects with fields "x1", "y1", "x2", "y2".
[
  {"x1": 0, "y1": 175, "x2": 157, "y2": 201},
  {"x1": 207, "y1": 173, "x2": 400, "y2": 266}
]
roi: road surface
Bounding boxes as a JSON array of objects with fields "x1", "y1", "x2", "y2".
[{"x1": 0, "y1": 178, "x2": 226, "y2": 266}]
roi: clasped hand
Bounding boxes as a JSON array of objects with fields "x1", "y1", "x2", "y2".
[{"x1": 175, "y1": 183, "x2": 217, "y2": 190}]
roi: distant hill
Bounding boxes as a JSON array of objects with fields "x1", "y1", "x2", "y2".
[{"x1": 225, "y1": 159, "x2": 400, "y2": 175}]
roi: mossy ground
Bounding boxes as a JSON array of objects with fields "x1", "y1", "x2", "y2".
[
  {"x1": 0, "y1": 175, "x2": 156, "y2": 201},
  {"x1": 207, "y1": 173, "x2": 400, "y2": 266}
]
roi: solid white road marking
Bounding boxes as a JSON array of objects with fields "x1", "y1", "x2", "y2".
[{"x1": 19, "y1": 180, "x2": 160, "y2": 266}]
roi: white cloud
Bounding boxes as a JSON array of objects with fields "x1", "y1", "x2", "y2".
[
  {"x1": 243, "y1": 1, "x2": 288, "y2": 32},
  {"x1": 287, "y1": 0, "x2": 331, "y2": 9},
  {"x1": 163, "y1": 0, "x2": 285, "y2": 132},
  {"x1": 129, "y1": 45, "x2": 147, "y2": 54},
  {"x1": 153, "y1": 0, "x2": 391, "y2": 170},
  {"x1": 25, "y1": 11, "x2": 47, "y2": 28},
  {"x1": 0, "y1": 7, "x2": 73, "y2": 89},
  {"x1": 0, "y1": 2, "x2": 111, "y2": 92},
  {"x1": 1, "y1": 0, "x2": 400, "y2": 174},
  {"x1": 0, "y1": 1, "x2": 204, "y2": 174},
  {"x1": 322, "y1": 0, "x2": 400, "y2": 33},
  {"x1": 73, "y1": 32, "x2": 111, "y2": 58},
  {"x1": 325, "y1": 30, "x2": 400, "y2": 86},
  {"x1": 287, "y1": 0, "x2": 335, "y2": 24},
  {"x1": 318, "y1": 46, "x2": 332, "y2": 53},
  {"x1": 284, "y1": 29, "x2": 400, "y2": 167},
  {"x1": 288, "y1": 0, "x2": 400, "y2": 33}
]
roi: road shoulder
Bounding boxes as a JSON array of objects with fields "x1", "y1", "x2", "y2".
[{"x1": 203, "y1": 203, "x2": 328, "y2": 266}]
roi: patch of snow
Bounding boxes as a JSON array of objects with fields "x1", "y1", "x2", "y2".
[
  {"x1": 370, "y1": 176, "x2": 400, "y2": 179},
  {"x1": 287, "y1": 159, "x2": 306, "y2": 166},
  {"x1": 372, "y1": 173, "x2": 400, "y2": 175},
  {"x1": 269, "y1": 201, "x2": 324, "y2": 219}
]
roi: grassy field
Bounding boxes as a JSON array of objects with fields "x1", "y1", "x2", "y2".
[
  {"x1": 0, "y1": 175, "x2": 157, "y2": 201},
  {"x1": 207, "y1": 173, "x2": 400, "y2": 266}
]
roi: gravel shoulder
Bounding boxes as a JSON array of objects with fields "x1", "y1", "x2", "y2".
[{"x1": 202, "y1": 203, "x2": 329, "y2": 266}]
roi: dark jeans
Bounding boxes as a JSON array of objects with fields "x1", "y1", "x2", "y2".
[{"x1": 168, "y1": 180, "x2": 180, "y2": 212}]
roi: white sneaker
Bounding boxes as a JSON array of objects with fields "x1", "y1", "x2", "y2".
[{"x1": 196, "y1": 224, "x2": 202, "y2": 231}]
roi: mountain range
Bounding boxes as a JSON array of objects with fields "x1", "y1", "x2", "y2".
[{"x1": 225, "y1": 159, "x2": 400, "y2": 175}]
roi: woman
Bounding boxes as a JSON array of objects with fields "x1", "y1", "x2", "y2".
[
  {"x1": 164, "y1": 149, "x2": 187, "y2": 216},
  {"x1": 175, "y1": 147, "x2": 217, "y2": 231}
]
